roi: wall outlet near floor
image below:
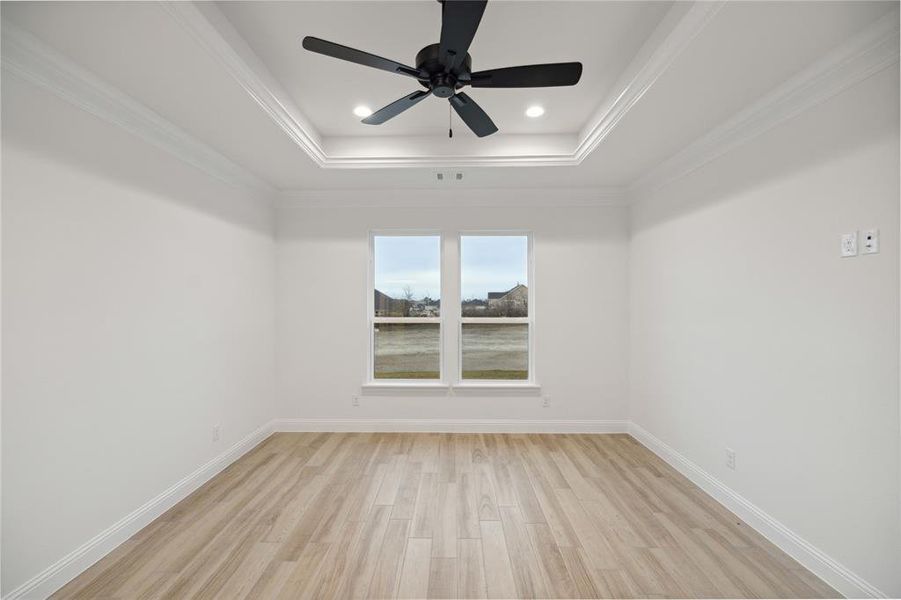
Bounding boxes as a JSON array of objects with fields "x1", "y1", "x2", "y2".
[
  {"x1": 840, "y1": 232, "x2": 858, "y2": 257},
  {"x1": 352, "y1": 396, "x2": 360, "y2": 407},
  {"x1": 541, "y1": 396, "x2": 551, "y2": 408},
  {"x1": 862, "y1": 229, "x2": 879, "y2": 254},
  {"x1": 212, "y1": 424, "x2": 221, "y2": 442},
  {"x1": 726, "y1": 447, "x2": 736, "y2": 470}
]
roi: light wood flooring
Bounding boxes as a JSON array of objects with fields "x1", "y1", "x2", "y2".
[{"x1": 53, "y1": 432, "x2": 838, "y2": 599}]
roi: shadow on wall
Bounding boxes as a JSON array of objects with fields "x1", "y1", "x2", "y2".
[
  {"x1": 633, "y1": 67, "x2": 900, "y2": 229},
  {"x1": 0, "y1": 76, "x2": 273, "y2": 235}
]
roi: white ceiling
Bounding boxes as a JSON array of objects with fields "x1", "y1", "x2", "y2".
[
  {"x1": 2, "y1": 1, "x2": 896, "y2": 191},
  {"x1": 217, "y1": 0, "x2": 673, "y2": 137}
]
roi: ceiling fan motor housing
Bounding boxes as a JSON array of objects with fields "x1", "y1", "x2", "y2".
[
  {"x1": 302, "y1": 0, "x2": 582, "y2": 137},
  {"x1": 416, "y1": 43, "x2": 471, "y2": 97}
]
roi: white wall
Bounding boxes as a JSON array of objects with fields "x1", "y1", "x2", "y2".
[
  {"x1": 630, "y1": 66, "x2": 900, "y2": 596},
  {"x1": 2, "y1": 17, "x2": 898, "y2": 600},
  {"x1": 1, "y1": 78, "x2": 277, "y2": 595},
  {"x1": 276, "y1": 197, "x2": 629, "y2": 424}
]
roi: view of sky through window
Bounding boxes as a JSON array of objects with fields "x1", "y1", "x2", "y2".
[
  {"x1": 373, "y1": 235, "x2": 528, "y2": 302},
  {"x1": 374, "y1": 235, "x2": 440, "y2": 300},
  {"x1": 461, "y1": 235, "x2": 528, "y2": 300}
]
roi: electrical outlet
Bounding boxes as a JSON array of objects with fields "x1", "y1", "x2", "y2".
[
  {"x1": 862, "y1": 229, "x2": 879, "y2": 254},
  {"x1": 352, "y1": 396, "x2": 360, "y2": 407},
  {"x1": 541, "y1": 396, "x2": 551, "y2": 408},
  {"x1": 840, "y1": 232, "x2": 858, "y2": 257},
  {"x1": 212, "y1": 424, "x2": 221, "y2": 442},
  {"x1": 726, "y1": 448, "x2": 736, "y2": 470}
]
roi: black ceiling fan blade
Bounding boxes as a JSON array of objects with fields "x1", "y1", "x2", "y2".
[
  {"x1": 302, "y1": 36, "x2": 427, "y2": 80},
  {"x1": 438, "y1": 0, "x2": 487, "y2": 71},
  {"x1": 363, "y1": 90, "x2": 431, "y2": 125},
  {"x1": 470, "y1": 62, "x2": 583, "y2": 88},
  {"x1": 449, "y1": 92, "x2": 497, "y2": 137}
]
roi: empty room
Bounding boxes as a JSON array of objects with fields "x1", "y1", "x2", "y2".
[{"x1": 1, "y1": 1, "x2": 899, "y2": 599}]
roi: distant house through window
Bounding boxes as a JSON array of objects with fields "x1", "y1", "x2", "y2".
[
  {"x1": 368, "y1": 232, "x2": 532, "y2": 385},
  {"x1": 487, "y1": 284, "x2": 528, "y2": 314},
  {"x1": 460, "y1": 234, "x2": 531, "y2": 381}
]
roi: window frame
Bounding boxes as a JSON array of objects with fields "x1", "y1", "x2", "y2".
[
  {"x1": 457, "y1": 230, "x2": 535, "y2": 386},
  {"x1": 367, "y1": 230, "x2": 445, "y2": 385}
]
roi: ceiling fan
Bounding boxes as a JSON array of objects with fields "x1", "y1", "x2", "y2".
[{"x1": 302, "y1": 0, "x2": 583, "y2": 137}]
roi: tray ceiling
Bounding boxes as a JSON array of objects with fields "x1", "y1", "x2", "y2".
[{"x1": 2, "y1": 1, "x2": 896, "y2": 190}]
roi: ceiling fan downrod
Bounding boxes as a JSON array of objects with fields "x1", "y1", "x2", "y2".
[{"x1": 302, "y1": 0, "x2": 583, "y2": 137}]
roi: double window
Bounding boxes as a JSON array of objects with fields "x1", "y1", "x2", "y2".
[{"x1": 369, "y1": 232, "x2": 532, "y2": 385}]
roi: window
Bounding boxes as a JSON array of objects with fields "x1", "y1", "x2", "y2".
[
  {"x1": 370, "y1": 234, "x2": 441, "y2": 380},
  {"x1": 460, "y1": 234, "x2": 531, "y2": 381},
  {"x1": 367, "y1": 232, "x2": 532, "y2": 386}
]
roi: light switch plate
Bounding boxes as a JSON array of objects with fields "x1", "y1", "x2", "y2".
[
  {"x1": 862, "y1": 229, "x2": 879, "y2": 254},
  {"x1": 841, "y1": 232, "x2": 858, "y2": 257}
]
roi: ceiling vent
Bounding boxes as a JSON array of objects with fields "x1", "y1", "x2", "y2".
[{"x1": 435, "y1": 171, "x2": 463, "y2": 183}]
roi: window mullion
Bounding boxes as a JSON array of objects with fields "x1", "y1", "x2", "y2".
[
  {"x1": 374, "y1": 317, "x2": 441, "y2": 324},
  {"x1": 460, "y1": 317, "x2": 529, "y2": 324}
]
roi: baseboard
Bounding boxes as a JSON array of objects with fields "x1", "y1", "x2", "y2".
[
  {"x1": 8, "y1": 419, "x2": 884, "y2": 600},
  {"x1": 3, "y1": 419, "x2": 276, "y2": 600},
  {"x1": 274, "y1": 418, "x2": 629, "y2": 433},
  {"x1": 627, "y1": 422, "x2": 886, "y2": 599}
]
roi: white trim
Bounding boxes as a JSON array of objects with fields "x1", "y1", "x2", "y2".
[
  {"x1": 631, "y1": 8, "x2": 901, "y2": 197},
  {"x1": 159, "y1": 1, "x2": 327, "y2": 167},
  {"x1": 358, "y1": 382, "x2": 542, "y2": 394},
  {"x1": 573, "y1": 1, "x2": 724, "y2": 162},
  {"x1": 458, "y1": 232, "x2": 534, "y2": 385},
  {"x1": 459, "y1": 317, "x2": 529, "y2": 324},
  {"x1": 8, "y1": 420, "x2": 887, "y2": 599},
  {"x1": 373, "y1": 317, "x2": 441, "y2": 324},
  {"x1": 159, "y1": 1, "x2": 721, "y2": 169},
  {"x1": 628, "y1": 422, "x2": 887, "y2": 599},
  {"x1": 274, "y1": 418, "x2": 628, "y2": 434},
  {"x1": 279, "y1": 188, "x2": 629, "y2": 208},
  {"x1": 361, "y1": 382, "x2": 451, "y2": 392},
  {"x1": 2, "y1": 420, "x2": 276, "y2": 600},
  {"x1": 368, "y1": 232, "x2": 445, "y2": 385},
  {"x1": 0, "y1": 20, "x2": 273, "y2": 194},
  {"x1": 6, "y1": 2, "x2": 892, "y2": 190},
  {"x1": 451, "y1": 383, "x2": 541, "y2": 392}
]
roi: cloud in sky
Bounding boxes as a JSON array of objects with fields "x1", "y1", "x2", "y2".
[{"x1": 374, "y1": 235, "x2": 527, "y2": 300}]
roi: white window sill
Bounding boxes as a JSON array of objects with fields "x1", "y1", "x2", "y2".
[
  {"x1": 452, "y1": 382, "x2": 540, "y2": 390},
  {"x1": 452, "y1": 382, "x2": 542, "y2": 396},
  {"x1": 360, "y1": 382, "x2": 542, "y2": 395},
  {"x1": 361, "y1": 382, "x2": 450, "y2": 391}
]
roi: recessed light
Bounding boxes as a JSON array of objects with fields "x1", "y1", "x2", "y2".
[
  {"x1": 353, "y1": 105, "x2": 373, "y2": 118},
  {"x1": 525, "y1": 105, "x2": 545, "y2": 118}
]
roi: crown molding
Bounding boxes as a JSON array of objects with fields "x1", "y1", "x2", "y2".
[
  {"x1": 159, "y1": 1, "x2": 328, "y2": 167},
  {"x1": 161, "y1": 0, "x2": 721, "y2": 170},
  {"x1": 573, "y1": 1, "x2": 723, "y2": 162},
  {"x1": 0, "y1": 19, "x2": 274, "y2": 194},
  {"x1": 320, "y1": 133, "x2": 579, "y2": 169},
  {"x1": 630, "y1": 8, "x2": 901, "y2": 198},
  {"x1": 276, "y1": 186, "x2": 629, "y2": 209}
]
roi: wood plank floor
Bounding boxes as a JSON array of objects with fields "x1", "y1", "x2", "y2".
[{"x1": 53, "y1": 433, "x2": 838, "y2": 599}]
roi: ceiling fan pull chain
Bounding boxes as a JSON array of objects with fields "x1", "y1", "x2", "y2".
[{"x1": 302, "y1": 0, "x2": 580, "y2": 138}]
